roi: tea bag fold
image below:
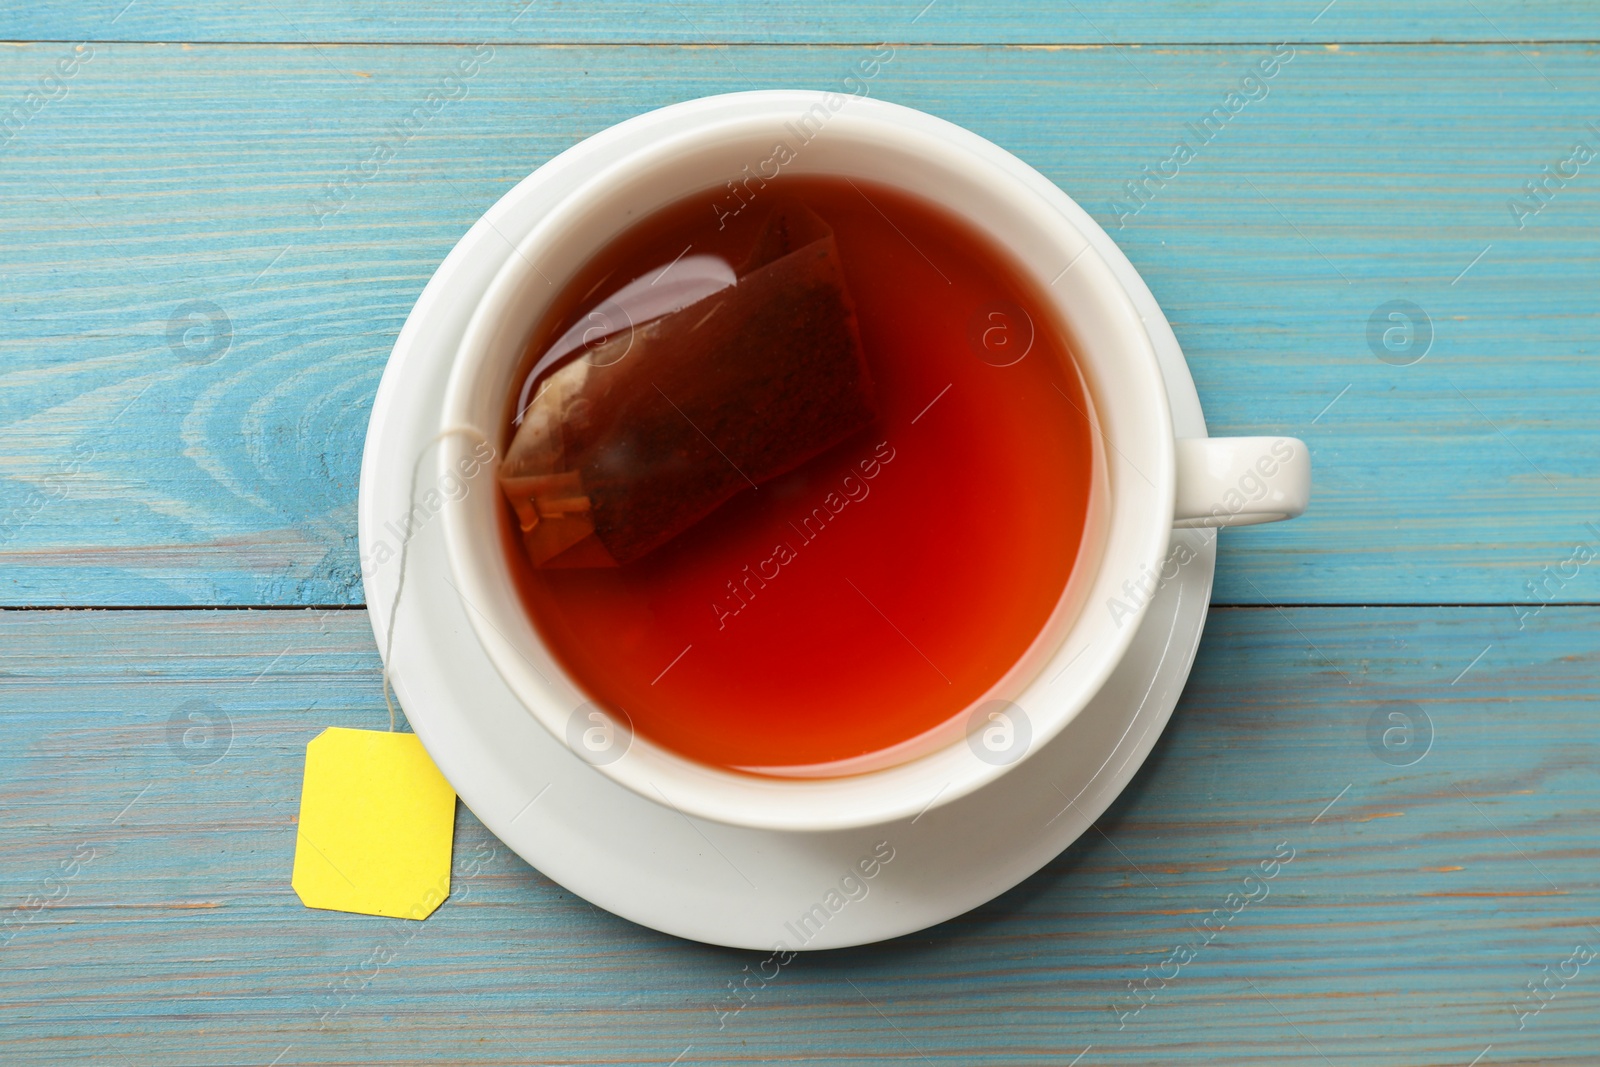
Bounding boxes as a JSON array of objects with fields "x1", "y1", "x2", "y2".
[{"x1": 500, "y1": 202, "x2": 877, "y2": 567}]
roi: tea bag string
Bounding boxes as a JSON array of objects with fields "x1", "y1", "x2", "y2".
[{"x1": 381, "y1": 423, "x2": 492, "y2": 733}]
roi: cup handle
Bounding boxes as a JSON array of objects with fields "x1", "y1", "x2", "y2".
[{"x1": 1173, "y1": 437, "x2": 1310, "y2": 528}]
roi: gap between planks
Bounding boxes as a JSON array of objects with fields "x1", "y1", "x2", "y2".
[
  {"x1": 0, "y1": 603, "x2": 1597, "y2": 612},
  {"x1": 1, "y1": 38, "x2": 1597, "y2": 47}
]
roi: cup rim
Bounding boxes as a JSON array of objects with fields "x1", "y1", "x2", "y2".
[{"x1": 438, "y1": 91, "x2": 1175, "y2": 832}]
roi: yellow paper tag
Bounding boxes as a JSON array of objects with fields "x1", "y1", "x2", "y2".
[{"x1": 291, "y1": 728, "x2": 456, "y2": 920}]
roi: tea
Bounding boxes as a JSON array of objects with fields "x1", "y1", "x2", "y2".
[
  {"x1": 498, "y1": 174, "x2": 1097, "y2": 775},
  {"x1": 500, "y1": 200, "x2": 877, "y2": 567}
]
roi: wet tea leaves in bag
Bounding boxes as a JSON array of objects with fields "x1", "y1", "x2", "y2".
[{"x1": 499, "y1": 202, "x2": 877, "y2": 567}]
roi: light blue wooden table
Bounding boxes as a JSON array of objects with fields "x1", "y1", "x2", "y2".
[{"x1": 3, "y1": 4, "x2": 1597, "y2": 1063}]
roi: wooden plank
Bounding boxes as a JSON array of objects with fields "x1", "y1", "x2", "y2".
[
  {"x1": 4, "y1": 0, "x2": 1597, "y2": 44},
  {"x1": 1, "y1": 43, "x2": 1597, "y2": 606},
  {"x1": 0, "y1": 606, "x2": 1594, "y2": 1064}
]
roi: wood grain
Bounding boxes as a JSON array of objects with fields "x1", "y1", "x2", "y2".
[
  {"x1": 4, "y1": 0, "x2": 1597, "y2": 44},
  {"x1": 0, "y1": 607, "x2": 1594, "y2": 1064},
  {"x1": 0, "y1": 42, "x2": 1597, "y2": 607},
  {"x1": 4, "y1": 9, "x2": 1594, "y2": 1065}
]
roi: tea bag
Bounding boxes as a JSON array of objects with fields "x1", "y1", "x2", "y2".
[{"x1": 500, "y1": 202, "x2": 877, "y2": 567}]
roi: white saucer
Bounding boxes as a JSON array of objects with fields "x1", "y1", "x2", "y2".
[{"x1": 358, "y1": 97, "x2": 1215, "y2": 950}]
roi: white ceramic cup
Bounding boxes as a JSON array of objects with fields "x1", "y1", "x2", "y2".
[{"x1": 438, "y1": 91, "x2": 1309, "y2": 833}]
